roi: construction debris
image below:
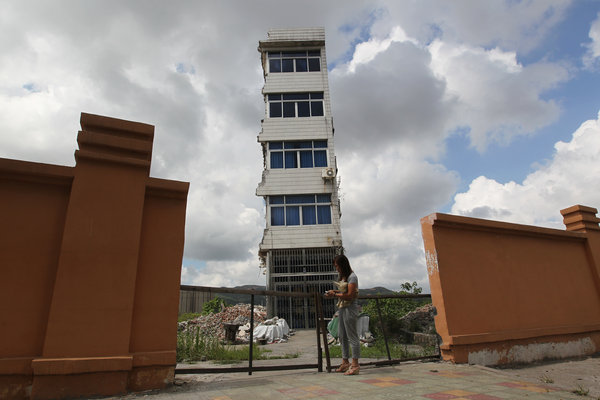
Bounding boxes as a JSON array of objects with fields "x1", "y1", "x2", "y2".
[
  {"x1": 178, "y1": 304, "x2": 267, "y2": 343},
  {"x1": 253, "y1": 317, "x2": 291, "y2": 344}
]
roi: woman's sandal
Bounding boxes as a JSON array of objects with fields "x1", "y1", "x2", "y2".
[
  {"x1": 344, "y1": 366, "x2": 360, "y2": 375},
  {"x1": 335, "y1": 363, "x2": 350, "y2": 373}
]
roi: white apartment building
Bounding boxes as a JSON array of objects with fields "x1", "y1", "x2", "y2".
[{"x1": 256, "y1": 28, "x2": 343, "y2": 328}]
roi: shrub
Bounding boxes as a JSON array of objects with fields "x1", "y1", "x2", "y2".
[
  {"x1": 363, "y1": 282, "x2": 425, "y2": 338},
  {"x1": 202, "y1": 297, "x2": 226, "y2": 315}
]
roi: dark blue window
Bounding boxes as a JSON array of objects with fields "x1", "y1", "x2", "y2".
[
  {"x1": 300, "y1": 151, "x2": 313, "y2": 168},
  {"x1": 270, "y1": 102, "x2": 282, "y2": 118},
  {"x1": 317, "y1": 205, "x2": 331, "y2": 224},
  {"x1": 270, "y1": 196, "x2": 284, "y2": 204},
  {"x1": 285, "y1": 151, "x2": 297, "y2": 168},
  {"x1": 284, "y1": 93, "x2": 309, "y2": 100},
  {"x1": 267, "y1": 51, "x2": 321, "y2": 73},
  {"x1": 283, "y1": 102, "x2": 295, "y2": 117},
  {"x1": 282, "y1": 59, "x2": 294, "y2": 72},
  {"x1": 314, "y1": 151, "x2": 327, "y2": 167},
  {"x1": 270, "y1": 152, "x2": 283, "y2": 168},
  {"x1": 286, "y1": 206, "x2": 300, "y2": 225},
  {"x1": 269, "y1": 59, "x2": 281, "y2": 73},
  {"x1": 268, "y1": 93, "x2": 324, "y2": 118},
  {"x1": 308, "y1": 58, "x2": 320, "y2": 71},
  {"x1": 311, "y1": 101, "x2": 323, "y2": 116},
  {"x1": 287, "y1": 195, "x2": 315, "y2": 204},
  {"x1": 271, "y1": 207, "x2": 284, "y2": 226},
  {"x1": 269, "y1": 195, "x2": 332, "y2": 226},
  {"x1": 302, "y1": 206, "x2": 316, "y2": 225},
  {"x1": 269, "y1": 141, "x2": 327, "y2": 169},
  {"x1": 296, "y1": 58, "x2": 308, "y2": 72},
  {"x1": 297, "y1": 101, "x2": 310, "y2": 117}
]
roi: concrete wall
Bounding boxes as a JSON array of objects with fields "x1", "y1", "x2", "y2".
[
  {"x1": 0, "y1": 113, "x2": 189, "y2": 399},
  {"x1": 421, "y1": 205, "x2": 600, "y2": 365}
]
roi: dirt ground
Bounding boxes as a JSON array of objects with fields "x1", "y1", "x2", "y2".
[{"x1": 487, "y1": 355, "x2": 600, "y2": 398}]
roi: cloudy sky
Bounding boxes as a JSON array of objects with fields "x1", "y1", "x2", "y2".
[{"x1": 2, "y1": 1, "x2": 600, "y2": 292}]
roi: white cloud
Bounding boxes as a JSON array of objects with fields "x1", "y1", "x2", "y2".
[
  {"x1": 452, "y1": 111, "x2": 600, "y2": 228},
  {"x1": 0, "y1": 0, "x2": 593, "y2": 294},
  {"x1": 379, "y1": 0, "x2": 571, "y2": 53},
  {"x1": 583, "y1": 12, "x2": 600, "y2": 69},
  {"x1": 337, "y1": 149, "x2": 458, "y2": 290},
  {"x1": 181, "y1": 259, "x2": 265, "y2": 288},
  {"x1": 429, "y1": 40, "x2": 569, "y2": 151}
]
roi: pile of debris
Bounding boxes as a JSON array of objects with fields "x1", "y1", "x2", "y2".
[
  {"x1": 178, "y1": 303, "x2": 267, "y2": 342},
  {"x1": 397, "y1": 303, "x2": 439, "y2": 347},
  {"x1": 399, "y1": 303, "x2": 436, "y2": 334}
]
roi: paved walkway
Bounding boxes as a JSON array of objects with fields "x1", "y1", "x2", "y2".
[{"x1": 110, "y1": 357, "x2": 599, "y2": 400}]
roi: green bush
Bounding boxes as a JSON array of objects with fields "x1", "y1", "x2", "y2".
[
  {"x1": 202, "y1": 297, "x2": 226, "y2": 315},
  {"x1": 363, "y1": 282, "x2": 425, "y2": 338}
]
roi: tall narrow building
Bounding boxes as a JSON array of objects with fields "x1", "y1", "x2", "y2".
[{"x1": 256, "y1": 28, "x2": 343, "y2": 328}]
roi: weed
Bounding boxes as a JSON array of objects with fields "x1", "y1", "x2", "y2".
[
  {"x1": 572, "y1": 384, "x2": 589, "y2": 396},
  {"x1": 176, "y1": 328, "x2": 298, "y2": 363},
  {"x1": 178, "y1": 312, "x2": 201, "y2": 322},
  {"x1": 327, "y1": 338, "x2": 432, "y2": 359},
  {"x1": 539, "y1": 374, "x2": 554, "y2": 384}
]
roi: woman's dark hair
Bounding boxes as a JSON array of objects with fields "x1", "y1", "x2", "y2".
[{"x1": 333, "y1": 254, "x2": 353, "y2": 281}]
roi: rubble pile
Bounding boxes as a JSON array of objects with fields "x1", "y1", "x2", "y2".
[
  {"x1": 399, "y1": 303, "x2": 436, "y2": 334},
  {"x1": 178, "y1": 304, "x2": 267, "y2": 342}
]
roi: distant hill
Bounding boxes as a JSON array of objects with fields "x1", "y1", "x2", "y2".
[
  {"x1": 359, "y1": 286, "x2": 397, "y2": 296},
  {"x1": 214, "y1": 285, "x2": 401, "y2": 306},
  {"x1": 217, "y1": 285, "x2": 267, "y2": 306}
]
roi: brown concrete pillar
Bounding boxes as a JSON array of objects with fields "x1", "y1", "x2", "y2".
[
  {"x1": 561, "y1": 205, "x2": 600, "y2": 307},
  {"x1": 561, "y1": 205, "x2": 600, "y2": 233},
  {"x1": 31, "y1": 113, "x2": 155, "y2": 399}
]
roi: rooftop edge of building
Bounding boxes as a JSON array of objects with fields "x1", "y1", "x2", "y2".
[{"x1": 260, "y1": 27, "x2": 325, "y2": 48}]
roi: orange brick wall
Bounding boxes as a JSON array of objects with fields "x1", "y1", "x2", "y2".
[
  {"x1": 0, "y1": 113, "x2": 189, "y2": 399},
  {"x1": 421, "y1": 206, "x2": 600, "y2": 365}
]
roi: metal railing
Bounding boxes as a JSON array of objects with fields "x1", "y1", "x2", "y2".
[{"x1": 175, "y1": 286, "x2": 439, "y2": 376}]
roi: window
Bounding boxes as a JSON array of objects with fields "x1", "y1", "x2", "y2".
[
  {"x1": 269, "y1": 194, "x2": 332, "y2": 226},
  {"x1": 268, "y1": 93, "x2": 324, "y2": 118},
  {"x1": 268, "y1": 51, "x2": 321, "y2": 73},
  {"x1": 269, "y1": 140, "x2": 327, "y2": 169}
]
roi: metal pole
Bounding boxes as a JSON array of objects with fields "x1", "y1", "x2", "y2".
[
  {"x1": 314, "y1": 293, "x2": 323, "y2": 372},
  {"x1": 317, "y1": 294, "x2": 331, "y2": 372},
  {"x1": 375, "y1": 298, "x2": 392, "y2": 361},
  {"x1": 249, "y1": 294, "x2": 254, "y2": 375}
]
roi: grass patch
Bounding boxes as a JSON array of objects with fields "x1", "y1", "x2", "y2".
[
  {"x1": 539, "y1": 374, "x2": 554, "y2": 384},
  {"x1": 177, "y1": 328, "x2": 298, "y2": 363},
  {"x1": 327, "y1": 338, "x2": 432, "y2": 359},
  {"x1": 178, "y1": 312, "x2": 202, "y2": 322}
]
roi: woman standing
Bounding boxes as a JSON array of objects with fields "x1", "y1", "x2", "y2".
[{"x1": 326, "y1": 254, "x2": 360, "y2": 375}]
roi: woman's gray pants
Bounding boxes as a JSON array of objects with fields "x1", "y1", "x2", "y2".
[{"x1": 338, "y1": 305, "x2": 360, "y2": 359}]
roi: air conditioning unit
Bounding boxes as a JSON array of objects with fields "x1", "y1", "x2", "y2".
[{"x1": 322, "y1": 167, "x2": 336, "y2": 179}]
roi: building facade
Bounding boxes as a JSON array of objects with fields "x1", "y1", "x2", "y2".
[{"x1": 256, "y1": 28, "x2": 343, "y2": 328}]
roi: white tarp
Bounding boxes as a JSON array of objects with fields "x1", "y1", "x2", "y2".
[
  {"x1": 357, "y1": 314, "x2": 370, "y2": 339},
  {"x1": 252, "y1": 317, "x2": 290, "y2": 343}
]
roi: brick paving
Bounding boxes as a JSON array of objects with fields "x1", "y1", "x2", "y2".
[{"x1": 109, "y1": 360, "x2": 593, "y2": 399}]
